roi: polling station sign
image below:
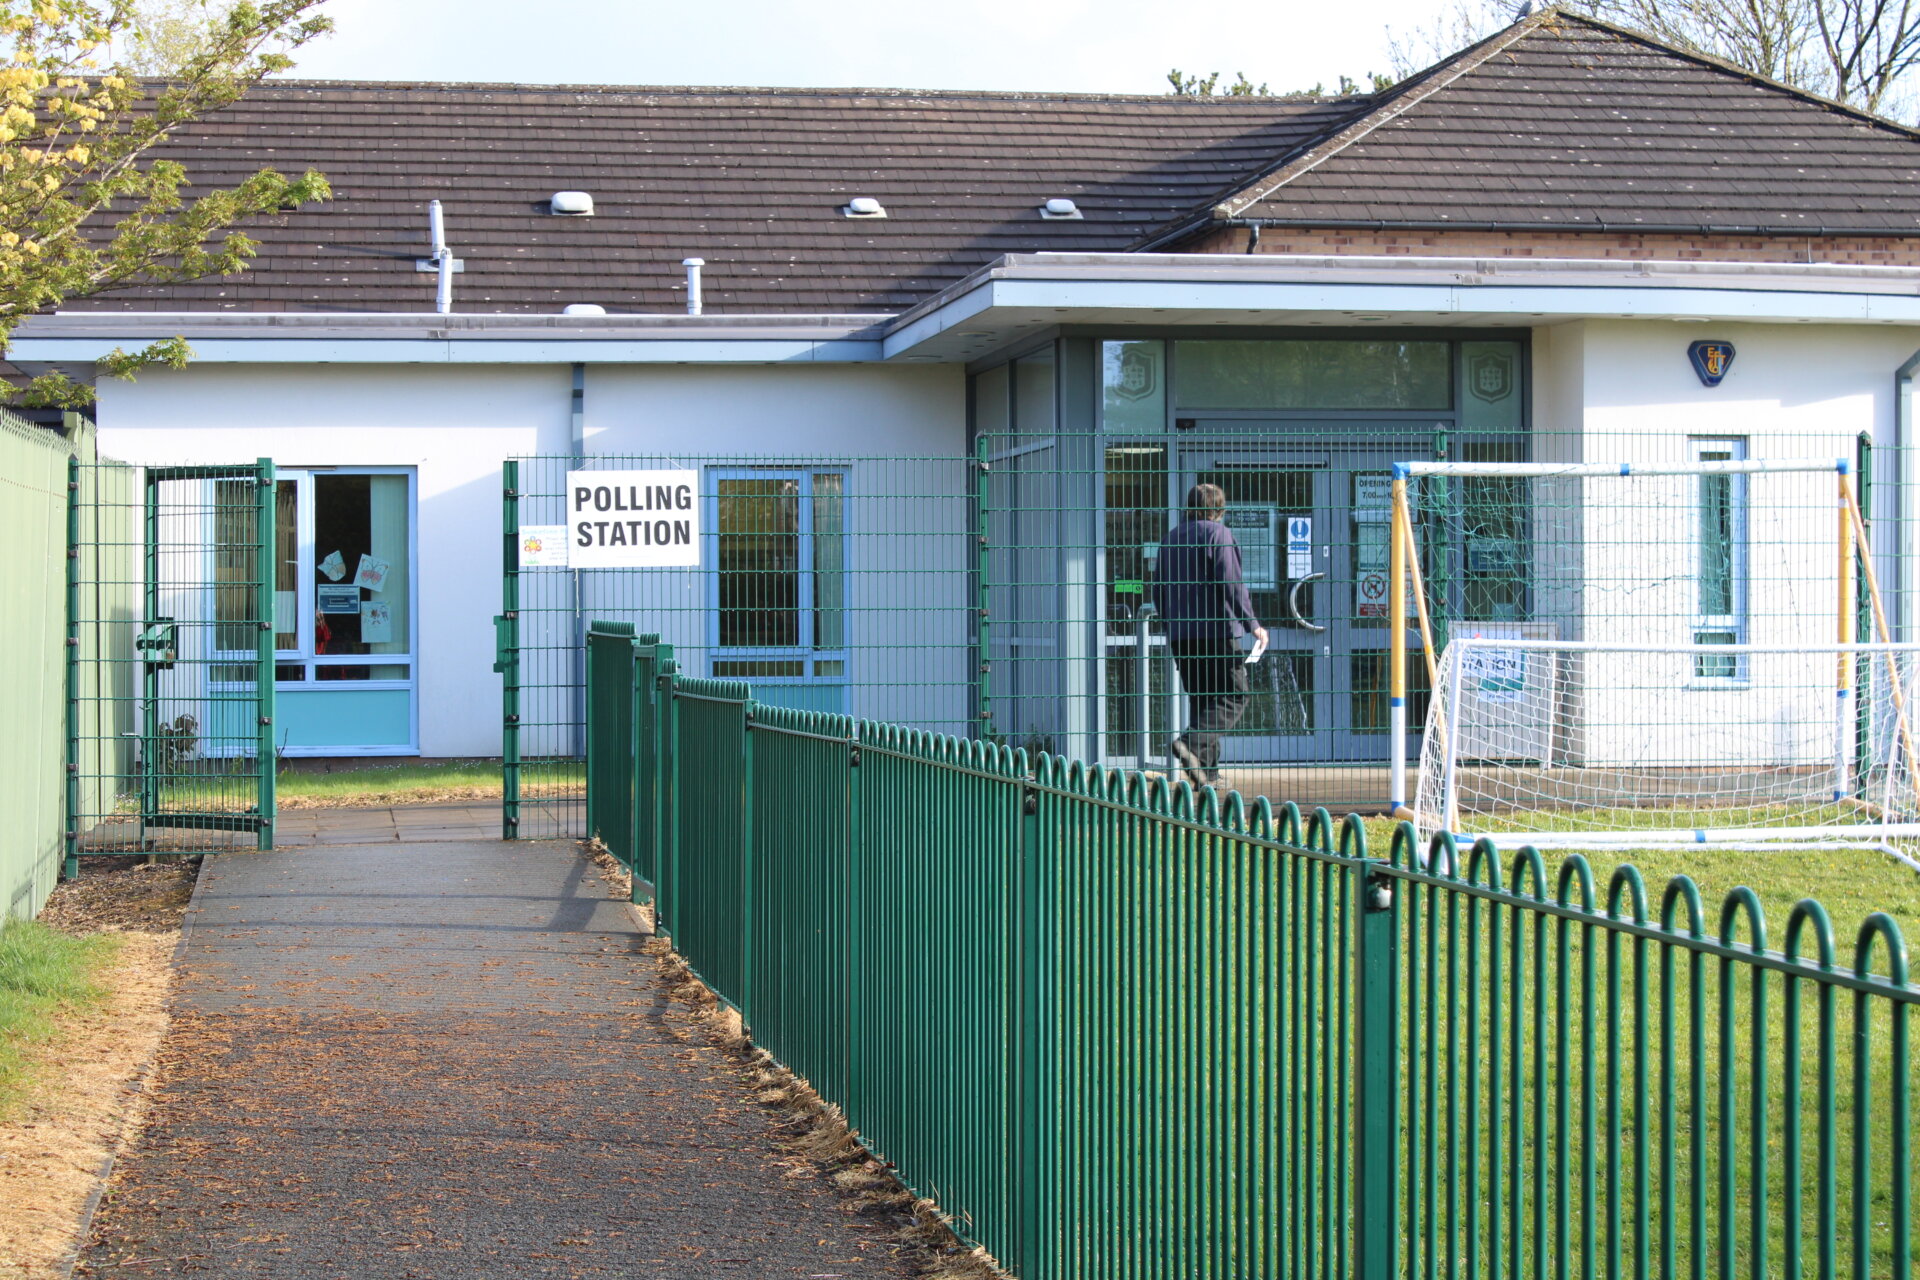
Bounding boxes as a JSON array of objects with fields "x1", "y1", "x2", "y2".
[{"x1": 564, "y1": 471, "x2": 701, "y2": 568}]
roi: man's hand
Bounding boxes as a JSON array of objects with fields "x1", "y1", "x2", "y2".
[{"x1": 1253, "y1": 625, "x2": 1268, "y2": 645}]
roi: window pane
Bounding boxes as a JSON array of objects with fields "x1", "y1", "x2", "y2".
[
  {"x1": 718, "y1": 478, "x2": 800, "y2": 648},
  {"x1": 1460, "y1": 341, "x2": 1523, "y2": 433},
  {"x1": 214, "y1": 479, "x2": 258, "y2": 652},
  {"x1": 1102, "y1": 340, "x2": 1165, "y2": 434},
  {"x1": 1699, "y1": 461, "x2": 1735, "y2": 617},
  {"x1": 1176, "y1": 340, "x2": 1451, "y2": 410},
  {"x1": 275, "y1": 478, "x2": 298, "y2": 650},
  {"x1": 713, "y1": 659, "x2": 805, "y2": 678},
  {"x1": 813, "y1": 474, "x2": 844, "y2": 651},
  {"x1": 1694, "y1": 631, "x2": 1739, "y2": 679},
  {"x1": 1104, "y1": 444, "x2": 1167, "y2": 635},
  {"x1": 315, "y1": 663, "x2": 410, "y2": 681},
  {"x1": 1350, "y1": 650, "x2": 1432, "y2": 734},
  {"x1": 314, "y1": 474, "x2": 411, "y2": 656}
]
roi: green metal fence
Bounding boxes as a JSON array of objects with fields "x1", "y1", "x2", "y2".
[
  {"x1": 588, "y1": 623, "x2": 1920, "y2": 1280},
  {"x1": 66, "y1": 460, "x2": 276, "y2": 857},
  {"x1": 1, "y1": 411, "x2": 86, "y2": 920}
]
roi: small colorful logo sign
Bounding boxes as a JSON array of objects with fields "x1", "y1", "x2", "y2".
[{"x1": 1689, "y1": 340, "x2": 1736, "y2": 387}]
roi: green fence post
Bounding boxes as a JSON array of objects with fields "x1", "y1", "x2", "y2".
[
  {"x1": 1019, "y1": 769, "x2": 1055, "y2": 1278},
  {"x1": 631, "y1": 636, "x2": 657, "y2": 902},
  {"x1": 739, "y1": 694, "x2": 756, "y2": 1030},
  {"x1": 1353, "y1": 838, "x2": 1399, "y2": 1280},
  {"x1": 497, "y1": 460, "x2": 521, "y2": 840},
  {"x1": 62, "y1": 455, "x2": 80, "y2": 880},
  {"x1": 844, "y1": 723, "x2": 864, "y2": 1134},
  {"x1": 254, "y1": 459, "x2": 277, "y2": 849},
  {"x1": 139, "y1": 469, "x2": 159, "y2": 842},
  {"x1": 656, "y1": 649, "x2": 677, "y2": 932}
]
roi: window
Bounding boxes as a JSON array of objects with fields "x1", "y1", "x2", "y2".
[
  {"x1": 712, "y1": 469, "x2": 847, "y2": 682},
  {"x1": 219, "y1": 469, "x2": 415, "y2": 687},
  {"x1": 1692, "y1": 438, "x2": 1747, "y2": 679}
]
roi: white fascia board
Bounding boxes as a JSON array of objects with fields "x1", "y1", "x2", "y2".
[
  {"x1": 880, "y1": 270, "x2": 1920, "y2": 358},
  {"x1": 8, "y1": 335, "x2": 887, "y2": 364}
]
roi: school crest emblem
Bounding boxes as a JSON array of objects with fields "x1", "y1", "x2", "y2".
[
  {"x1": 1467, "y1": 350, "x2": 1514, "y2": 403},
  {"x1": 1688, "y1": 340, "x2": 1736, "y2": 387},
  {"x1": 1115, "y1": 346, "x2": 1157, "y2": 401}
]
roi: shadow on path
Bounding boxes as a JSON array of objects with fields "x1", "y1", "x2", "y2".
[{"x1": 76, "y1": 840, "x2": 913, "y2": 1278}]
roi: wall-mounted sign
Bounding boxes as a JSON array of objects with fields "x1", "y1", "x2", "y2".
[
  {"x1": 1285, "y1": 515, "x2": 1313, "y2": 581},
  {"x1": 1688, "y1": 340, "x2": 1736, "y2": 387},
  {"x1": 564, "y1": 470, "x2": 701, "y2": 569},
  {"x1": 317, "y1": 585, "x2": 360, "y2": 615},
  {"x1": 1224, "y1": 505, "x2": 1277, "y2": 590}
]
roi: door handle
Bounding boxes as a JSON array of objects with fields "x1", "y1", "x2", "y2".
[{"x1": 1287, "y1": 572, "x2": 1326, "y2": 633}]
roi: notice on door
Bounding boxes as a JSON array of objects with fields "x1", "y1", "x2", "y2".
[
  {"x1": 564, "y1": 470, "x2": 701, "y2": 569},
  {"x1": 1285, "y1": 515, "x2": 1313, "y2": 580},
  {"x1": 1224, "y1": 506, "x2": 1277, "y2": 590}
]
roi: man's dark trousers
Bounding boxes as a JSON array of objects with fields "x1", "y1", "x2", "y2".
[{"x1": 1171, "y1": 635, "x2": 1251, "y2": 774}]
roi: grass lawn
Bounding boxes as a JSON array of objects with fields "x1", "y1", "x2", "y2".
[
  {"x1": 157, "y1": 759, "x2": 586, "y2": 809},
  {"x1": 0, "y1": 921, "x2": 118, "y2": 1119}
]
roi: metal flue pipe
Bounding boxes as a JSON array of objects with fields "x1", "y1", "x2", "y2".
[
  {"x1": 682, "y1": 257, "x2": 705, "y2": 316},
  {"x1": 430, "y1": 200, "x2": 453, "y2": 314}
]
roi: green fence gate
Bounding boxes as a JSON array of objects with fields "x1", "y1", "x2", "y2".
[
  {"x1": 66, "y1": 459, "x2": 277, "y2": 861},
  {"x1": 587, "y1": 622, "x2": 1920, "y2": 1280}
]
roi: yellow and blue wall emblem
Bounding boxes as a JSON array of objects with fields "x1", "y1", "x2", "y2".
[{"x1": 1688, "y1": 339, "x2": 1736, "y2": 387}]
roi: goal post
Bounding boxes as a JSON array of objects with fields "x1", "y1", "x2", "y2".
[{"x1": 1383, "y1": 455, "x2": 1920, "y2": 853}]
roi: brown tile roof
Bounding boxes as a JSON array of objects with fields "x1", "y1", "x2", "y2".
[
  {"x1": 1184, "y1": 11, "x2": 1920, "y2": 239},
  {"x1": 67, "y1": 84, "x2": 1363, "y2": 315}
]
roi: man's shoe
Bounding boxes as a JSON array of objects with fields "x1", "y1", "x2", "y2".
[{"x1": 1168, "y1": 738, "x2": 1207, "y2": 790}]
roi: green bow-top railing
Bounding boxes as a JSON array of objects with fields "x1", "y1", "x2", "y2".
[{"x1": 584, "y1": 620, "x2": 1920, "y2": 1280}]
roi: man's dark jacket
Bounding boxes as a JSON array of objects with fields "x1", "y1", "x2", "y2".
[{"x1": 1151, "y1": 518, "x2": 1260, "y2": 642}]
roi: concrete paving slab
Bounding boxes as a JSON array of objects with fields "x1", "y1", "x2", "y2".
[{"x1": 77, "y1": 840, "x2": 915, "y2": 1278}]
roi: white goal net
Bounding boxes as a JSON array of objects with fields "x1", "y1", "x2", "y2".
[{"x1": 1414, "y1": 639, "x2": 1920, "y2": 858}]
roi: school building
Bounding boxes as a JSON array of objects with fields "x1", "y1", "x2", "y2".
[{"x1": 19, "y1": 8, "x2": 1920, "y2": 813}]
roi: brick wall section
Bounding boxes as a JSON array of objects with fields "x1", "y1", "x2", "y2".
[{"x1": 1183, "y1": 226, "x2": 1920, "y2": 266}]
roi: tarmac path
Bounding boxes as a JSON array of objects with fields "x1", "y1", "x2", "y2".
[{"x1": 74, "y1": 839, "x2": 916, "y2": 1278}]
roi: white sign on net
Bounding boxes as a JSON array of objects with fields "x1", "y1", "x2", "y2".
[{"x1": 564, "y1": 470, "x2": 702, "y2": 569}]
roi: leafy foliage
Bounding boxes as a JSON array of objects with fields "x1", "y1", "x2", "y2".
[
  {"x1": 1167, "y1": 67, "x2": 1393, "y2": 98},
  {"x1": 0, "y1": 0, "x2": 332, "y2": 406}
]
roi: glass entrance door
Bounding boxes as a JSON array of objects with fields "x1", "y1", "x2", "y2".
[{"x1": 1177, "y1": 447, "x2": 1424, "y2": 765}]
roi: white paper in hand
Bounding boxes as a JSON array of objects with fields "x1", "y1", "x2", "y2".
[{"x1": 1245, "y1": 632, "x2": 1268, "y2": 665}]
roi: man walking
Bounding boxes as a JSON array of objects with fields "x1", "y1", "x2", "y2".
[{"x1": 1151, "y1": 483, "x2": 1268, "y2": 790}]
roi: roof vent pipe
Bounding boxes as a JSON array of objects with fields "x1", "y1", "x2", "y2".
[
  {"x1": 415, "y1": 199, "x2": 465, "y2": 314},
  {"x1": 683, "y1": 258, "x2": 705, "y2": 316}
]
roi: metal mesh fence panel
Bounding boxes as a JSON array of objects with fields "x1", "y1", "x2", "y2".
[
  {"x1": 507, "y1": 423, "x2": 1920, "y2": 838},
  {"x1": 505, "y1": 453, "x2": 975, "y2": 839},
  {"x1": 68, "y1": 461, "x2": 275, "y2": 855}
]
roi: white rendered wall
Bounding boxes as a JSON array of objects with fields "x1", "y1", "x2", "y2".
[
  {"x1": 1533, "y1": 321, "x2": 1920, "y2": 771},
  {"x1": 96, "y1": 361, "x2": 967, "y2": 758}
]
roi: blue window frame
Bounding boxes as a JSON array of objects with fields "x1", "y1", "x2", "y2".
[{"x1": 706, "y1": 468, "x2": 848, "y2": 694}]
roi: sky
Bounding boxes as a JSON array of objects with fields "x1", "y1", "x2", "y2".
[{"x1": 282, "y1": 0, "x2": 1468, "y2": 95}]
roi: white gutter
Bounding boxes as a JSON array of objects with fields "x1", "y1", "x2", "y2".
[
  {"x1": 10, "y1": 311, "x2": 893, "y2": 365},
  {"x1": 14, "y1": 253, "x2": 1920, "y2": 367}
]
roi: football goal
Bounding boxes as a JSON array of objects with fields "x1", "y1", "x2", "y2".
[{"x1": 1384, "y1": 456, "x2": 1920, "y2": 862}]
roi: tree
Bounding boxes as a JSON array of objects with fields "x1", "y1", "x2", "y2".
[
  {"x1": 1167, "y1": 69, "x2": 1270, "y2": 96},
  {"x1": 1386, "y1": 0, "x2": 1920, "y2": 120},
  {"x1": 0, "y1": 0, "x2": 332, "y2": 407},
  {"x1": 1166, "y1": 68, "x2": 1394, "y2": 97},
  {"x1": 118, "y1": 0, "x2": 232, "y2": 76}
]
